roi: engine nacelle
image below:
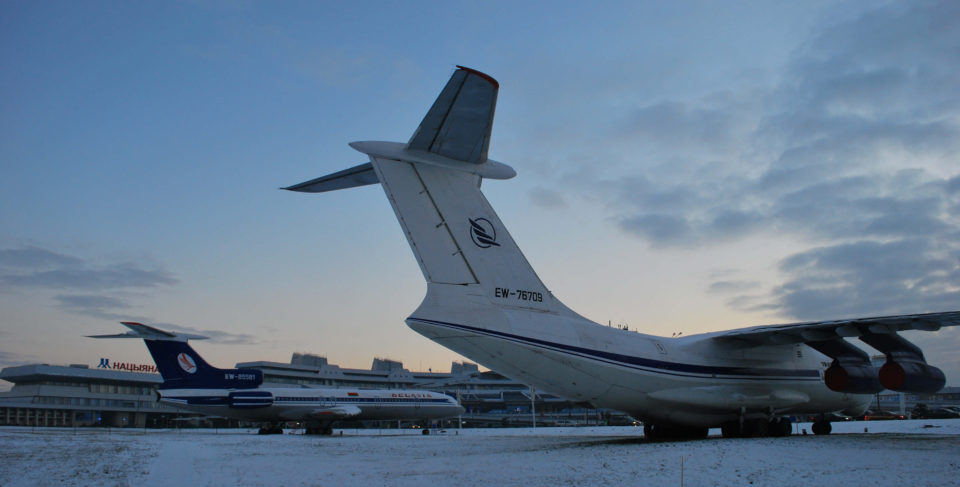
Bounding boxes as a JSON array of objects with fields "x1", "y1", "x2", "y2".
[
  {"x1": 879, "y1": 359, "x2": 945, "y2": 393},
  {"x1": 824, "y1": 363, "x2": 883, "y2": 394}
]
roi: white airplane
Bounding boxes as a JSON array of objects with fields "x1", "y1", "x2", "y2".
[
  {"x1": 91, "y1": 322, "x2": 464, "y2": 434},
  {"x1": 285, "y1": 66, "x2": 960, "y2": 439}
]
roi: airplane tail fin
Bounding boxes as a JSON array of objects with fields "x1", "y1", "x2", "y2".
[
  {"x1": 406, "y1": 65, "x2": 498, "y2": 164},
  {"x1": 89, "y1": 322, "x2": 262, "y2": 389},
  {"x1": 285, "y1": 66, "x2": 579, "y2": 320}
]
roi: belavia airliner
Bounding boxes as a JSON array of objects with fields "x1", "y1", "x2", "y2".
[
  {"x1": 285, "y1": 66, "x2": 960, "y2": 439},
  {"x1": 91, "y1": 322, "x2": 463, "y2": 434}
]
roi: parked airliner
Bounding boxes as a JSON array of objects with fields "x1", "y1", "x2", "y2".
[
  {"x1": 285, "y1": 66, "x2": 960, "y2": 439},
  {"x1": 91, "y1": 322, "x2": 463, "y2": 434}
]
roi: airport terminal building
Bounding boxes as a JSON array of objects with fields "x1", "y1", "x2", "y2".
[{"x1": 0, "y1": 363, "x2": 166, "y2": 428}]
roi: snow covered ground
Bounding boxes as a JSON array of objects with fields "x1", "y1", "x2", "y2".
[{"x1": 2, "y1": 420, "x2": 959, "y2": 486}]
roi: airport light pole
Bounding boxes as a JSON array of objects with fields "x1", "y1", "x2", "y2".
[{"x1": 530, "y1": 386, "x2": 536, "y2": 429}]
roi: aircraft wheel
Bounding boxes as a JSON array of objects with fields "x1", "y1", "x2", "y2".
[
  {"x1": 768, "y1": 418, "x2": 792, "y2": 437},
  {"x1": 812, "y1": 420, "x2": 832, "y2": 435},
  {"x1": 644, "y1": 423, "x2": 706, "y2": 440},
  {"x1": 720, "y1": 421, "x2": 741, "y2": 438},
  {"x1": 740, "y1": 418, "x2": 768, "y2": 437},
  {"x1": 686, "y1": 427, "x2": 709, "y2": 439},
  {"x1": 780, "y1": 418, "x2": 793, "y2": 437},
  {"x1": 643, "y1": 423, "x2": 659, "y2": 440}
]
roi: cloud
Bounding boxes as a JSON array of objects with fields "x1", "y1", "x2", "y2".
[
  {"x1": 768, "y1": 172, "x2": 953, "y2": 241},
  {"x1": 54, "y1": 294, "x2": 136, "y2": 321},
  {"x1": 544, "y1": 1, "x2": 960, "y2": 320},
  {"x1": 0, "y1": 244, "x2": 180, "y2": 325},
  {"x1": 767, "y1": 239, "x2": 960, "y2": 320},
  {"x1": 528, "y1": 186, "x2": 568, "y2": 209},
  {"x1": 0, "y1": 350, "x2": 32, "y2": 367},
  {"x1": 1, "y1": 245, "x2": 252, "y2": 344},
  {"x1": 0, "y1": 246, "x2": 83, "y2": 270},
  {"x1": 0, "y1": 246, "x2": 177, "y2": 290},
  {"x1": 618, "y1": 213, "x2": 694, "y2": 247},
  {"x1": 708, "y1": 280, "x2": 762, "y2": 295},
  {"x1": 4, "y1": 264, "x2": 177, "y2": 290}
]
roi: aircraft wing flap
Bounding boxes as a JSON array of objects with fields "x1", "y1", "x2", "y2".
[{"x1": 714, "y1": 311, "x2": 960, "y2": 346}]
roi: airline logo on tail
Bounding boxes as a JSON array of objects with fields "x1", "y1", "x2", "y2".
[
  {"x1": 177, "y1": 352, "x2": 198, "y2": 374},
  {"x1": 469, "y1": 218, "x2": 500, "y2": 248}
]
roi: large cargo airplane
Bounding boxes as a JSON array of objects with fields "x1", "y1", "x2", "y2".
[
  {"x1": 285, "y1": 66, "x2": 960, "y2": 439},
  {"x1": 91, "y1": 322, "x2": 464, "y2": 434}
]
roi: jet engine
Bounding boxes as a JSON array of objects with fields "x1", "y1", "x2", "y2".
[
  {"x1": 879, "y1": 359, "x2": 945, "y2": 393},
  {"x1": 823, "y1": 362, "x2": 883, "y2": 394},
  {"x1": 859, "y1": 331, "x2": 946, "y2": 394}
]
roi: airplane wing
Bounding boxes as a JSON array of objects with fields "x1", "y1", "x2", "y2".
[
  {"x1": 712, "y1": 310, "x2": 960, "y2": 394},
  {"x1": 712, "y1": 311, "x2": 960, "y2": 346},
  {"x1": 279, "y1": 405, "x2": 362, "y2": 420},
  {"x1": 306, "y1": 405, "x2": 362, "y2": 419}
]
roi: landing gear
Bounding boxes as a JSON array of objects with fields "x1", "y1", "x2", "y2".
[
  {"x1": 643, "y1": 423, "x2": 708, "y2": 440},
  {"x1": 811, "y1": 417, "x2": 832, "y2": 435},
  {"x1": 304, "y1": 425, "x2": 334, "y2": 435},
  {"x1": 720, "y1": 417, "x2": 792, "y2": 438},
  {"x1": 768, "y1": 417, "x2": 792, "y2": 437}
]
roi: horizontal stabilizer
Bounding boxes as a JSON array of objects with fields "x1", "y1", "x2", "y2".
[
  {"x1": 407, "y1": 66, "x2": 498, "y2": 164},
  {"x1": 88, "y1": 321, "x2": 208, "y2": 342},
  {"x1": 283, "y1": 162, "x2": 378, "y2": 193}
]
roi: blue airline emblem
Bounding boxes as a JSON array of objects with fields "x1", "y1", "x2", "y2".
[
  {"x1": 97, "y1": 358, "x2": 110, "y2": 369},
  {"x1": 469, "y1": 218, "x2": 500, "y2": 248}
]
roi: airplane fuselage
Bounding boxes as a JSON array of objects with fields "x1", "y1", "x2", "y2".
[
  {"x1": 159, "y1": 386, "x2": 464, "y2": 423},
  {"x1": 407, "y1": 295, "x2": 871, "y2": 427}
]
